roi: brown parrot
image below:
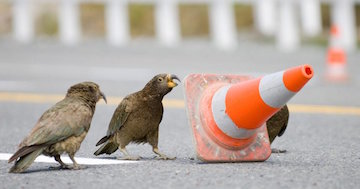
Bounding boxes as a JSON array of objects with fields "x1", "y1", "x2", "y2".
[
  {"x1": 94, "y1": 74, "x2": 179, "y2": 160},
  {"x1": 266, "y1": 105, "x2": 289, "y2": 153},
  {"x1": 8, "y1": 82, "x2": 107, "y2": 173}
]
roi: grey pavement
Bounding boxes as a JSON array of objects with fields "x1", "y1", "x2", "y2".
[{"x1": 0, "y1": 39, "x2": 359, "y2": 189}]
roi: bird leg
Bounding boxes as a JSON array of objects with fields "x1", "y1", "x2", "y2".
[
  {"x1": 117, "y1": 147, "x2": 141, "y2": 160},
  {"x1": 147, "y1": 131, "x2": 175, "y2": 160},
  {"x1": 271, "y1": 148, "x2": 287, "y2": 153},
  {"x1": 50, "y1": 155, "x2": 71, "y2": 170},
  {"x1": 54, "y1": 155, "x2": 71, "y2": 169},
  {"x1": 69, "y1": 154, "x2": 86, "y2": 170},
  {"x1": 153, "y1": 147, "x2": 176, "y2": 160}
]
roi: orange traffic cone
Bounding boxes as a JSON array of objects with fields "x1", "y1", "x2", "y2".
[
  {"x1": 325, "y1": 25, "x2": 348, "y2": 81},
  {"x1": 184, "y1": 65, "x2": 314, "y2": 162}
]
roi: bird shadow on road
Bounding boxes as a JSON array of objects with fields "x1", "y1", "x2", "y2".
[
  {"x1": 92, "y1": 156, "x2": 162, "y2": 161},
  {"x1": 12, "y1": 165, "x2": 91, "y2": 174},
  {"x1": 92, "y1": 156, "x2": 200, "y2": 163}
]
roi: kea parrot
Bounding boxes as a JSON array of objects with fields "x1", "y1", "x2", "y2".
[
  {"x1": 94, "y1": 74, "x2": 179, "y2": 160},
  {"x1": 266, "y1": 105, "x2": 289, "y2": 153},
  {"x1": 8, "y1": 82, "x2": 107, "y2": 173}
]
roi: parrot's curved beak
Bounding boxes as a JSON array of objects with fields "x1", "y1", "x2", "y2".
[
  {"x1": 100, "y1": 91, "x2": 107, "y2": 104},
  {"x1": 167, "y1": 74, "x2": 180, "y2": 88}
]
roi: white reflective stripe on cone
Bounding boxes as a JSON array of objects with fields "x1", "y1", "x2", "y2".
[
  {"x1": 211, "y1": 86, "x2": 257, "y2": 139},
  {"x1": 259, "y1": 71, "x2": 296, "y2": 108}
]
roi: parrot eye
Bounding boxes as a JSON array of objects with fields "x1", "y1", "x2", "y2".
[
  {"x1": 89, "y1": 86, "x2": 95, "y2": 92},
  {"x1": 158, "y1": 77, "x2": 164, "y2": 82}
]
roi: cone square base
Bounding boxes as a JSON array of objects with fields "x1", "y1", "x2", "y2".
[{"x1": 183, "y1": 74, "x2": 272, "y2": 162}]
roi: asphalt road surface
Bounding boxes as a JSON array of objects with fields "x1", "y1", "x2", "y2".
[{"x1": 0, "y1": 40, "x2": 359, "y2": 189}]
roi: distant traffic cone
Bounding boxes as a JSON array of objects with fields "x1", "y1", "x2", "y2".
[
  {"x1": 183, "y1": 65, "x2": 314, "y2": 162},
  {"x1": 325, "y1": 25, "x2": 348, "y2": 81}
]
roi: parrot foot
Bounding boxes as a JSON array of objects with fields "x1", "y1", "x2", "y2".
[
  {"x1": 117, "y1": 156, "x2": 141, "y2": 161},
  {"x1": 67, "y1": 154, "x2": 86, "y2": 170},
  {"x1": 71, "y1": 164, "x2": 87, "y2": 170},
  {"x1": 155, "y1": 154, "x2": 176, "y2": 160},
  {"x1": 118, "y1": 147, "x2": 141, "y2": 160},
  {"x1": 152, "y1": 147, "x2": 175, "y2": 160},
  {"x1": 53, "y1": 155, "x2": 71, "y2": 170},
  {"x1": 271, "y1": 148, "x2": 287, "y2": 153}
]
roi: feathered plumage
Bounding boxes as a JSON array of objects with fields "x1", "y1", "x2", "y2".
[
  {"x1": 266, "y1": 105, "x2": 289, "y2": 153},
  {"x1": 94, "y1": 74, "x2": 179, "y2": 160},
  {"x1": 9, "y1": 82, "x2": 106, "y2": 173}
]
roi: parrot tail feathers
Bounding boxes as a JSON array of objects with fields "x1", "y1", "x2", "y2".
[
  {"x1": 8, "y1": 145, "x2": 45, "y2": 163},
  {"x1": 95, "y1": 136, "x2": 110, "y2": 146},
  {"x1": 94, "y1": 141, "x2": 118, "y2": 156},
  {"x1": 9, "y1": 148, "x2": 44, "y2": 173}
]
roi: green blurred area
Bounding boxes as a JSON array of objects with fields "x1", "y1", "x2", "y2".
[
  {"x1": 35, "y1": 4, "x2": 58, "y2": 36},
  {"x1": 80, "y1": 4, "x2": 105, "y2": 37},
  {"x1": 179, "y1": 4, "x2": 209, "y2": 37},
  {"x1": 356, "y1": 4, "x2": 360, "y2": 47},
  {"x1": 129, "y1": 4, "x2": 155, "y2": 37},
  {"x1": 0, "y1": 2, "x2": 359, "y2": 45},
  {"x1": 234, "y1": 4, "x2": 253, "y2": 30},
  {"x1": 0, "y1": 3, "x2": 12, "y2": 34}
]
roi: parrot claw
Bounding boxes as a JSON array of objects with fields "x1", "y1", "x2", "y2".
[
  {"x1": 271, "y1": 148, "x2": 287, "y2": 153},
  {"x1": 156, "y1": 155, "x2": 176, "y2": 160},
  {"x1": 71, "y1": 164, "x2": 87, "y2": 170},
  {"x1": 152, "y1": 148, "x2": 175, "y2": 160}
]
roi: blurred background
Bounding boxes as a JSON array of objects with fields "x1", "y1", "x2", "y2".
[
  {"x1": 0, "y1": 0, "x2": 359, "y2": 49},
  {"x1": 1, "y1": 0, "x2": 360, "y2": 104},
  {"x1": 1, "y1": 1, "x2": 360, "y2": 188}
]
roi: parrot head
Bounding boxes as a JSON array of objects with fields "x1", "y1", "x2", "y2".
[
  {"x1": 66, "y1": 81, "x2": 107, "y2": 104},
  {"x1": 145, "y1": 74, "x2": 180, "y2": 96}
]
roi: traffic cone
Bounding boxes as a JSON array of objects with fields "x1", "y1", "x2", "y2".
[
  {"x1": 183, "y1": 65, "x2": 314, "y2": 162},
  {"x1": 325, "y1": 25, "x2": 348, "y2": 81}
]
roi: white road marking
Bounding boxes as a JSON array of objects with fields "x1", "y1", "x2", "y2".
[{"x1": 0, "y1": 153, "x2": 138, "y2": 165}]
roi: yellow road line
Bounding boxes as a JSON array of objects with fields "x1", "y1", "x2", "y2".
[
  {"x1": 0, "y1": 92, "x2": 359, "y2": 116},
  {"x1": 0, "y1": 92, "x2": 182, "y2": 107}
]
